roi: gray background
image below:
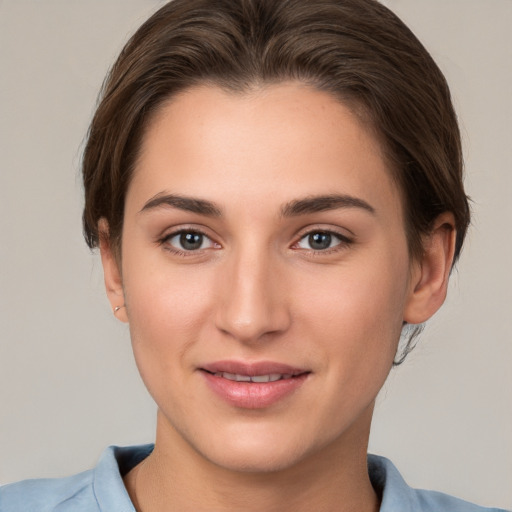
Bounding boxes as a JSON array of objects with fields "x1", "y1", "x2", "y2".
[{"x1": 0, "y1": 0, "x2": 510, "y2": 508}]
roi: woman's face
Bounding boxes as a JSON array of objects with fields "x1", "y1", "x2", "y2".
[{"x1": 112, "y1": 83, "x2": 420, "y2": 472}]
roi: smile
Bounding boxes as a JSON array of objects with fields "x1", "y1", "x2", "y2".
[
  {"x1": 200, "y1": 361, "x2": 310, "y2": 409},
  {"x1": 211, "y1": 372, "x2": 293, "y2": 383}
]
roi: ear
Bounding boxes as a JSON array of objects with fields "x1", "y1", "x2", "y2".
[
  {"x1": 403, "y1": 212, "x2": 457, "y2": 324},
  {"x1": 98, "y1": 219, "x2": 128, "y2": 323}
]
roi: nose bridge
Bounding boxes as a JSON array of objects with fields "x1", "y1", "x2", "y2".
[{"x1": 215, "y1": 241, "x2": 290, "y2": 342}]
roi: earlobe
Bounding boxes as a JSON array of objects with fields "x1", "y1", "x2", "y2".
[
  {"x1": 403, "y1": 212, "x2": 457, "y2": 325},
  {"x1": 98, "y1": 219, "x2": 128, "y2": 323}
]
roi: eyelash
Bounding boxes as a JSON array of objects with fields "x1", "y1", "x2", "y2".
[
  {"x1": 293, "y1": 229, "x2": 353, "y2": 255},
  {"x1": 158, "y1": 228, "x2": 217, "y2": 258},
  {"x1": 158, "y1": 227, "x2": 353, "y2": 257}
]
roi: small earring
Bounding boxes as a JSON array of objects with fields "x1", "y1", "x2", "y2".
[{"x1": 114, "y1": 305, "x2": 125, "y2": 314}]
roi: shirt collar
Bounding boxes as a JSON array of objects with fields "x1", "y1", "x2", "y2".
[{"x1": 93, "y1": 445, "x2": 420, "y2": 512}]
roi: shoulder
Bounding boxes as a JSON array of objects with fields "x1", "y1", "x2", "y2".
[
  {"x1": 414, "y1": 488, "x2": 509, "y2": 512},
  {"x1": 368, "y1": 454, "x2": 510, "y2": 512},
  {"x1": 0, "y1": 470, "x2": 95, "y2": 512},
  {"x1": 0, "y1": 444, "x2": 152, "y2": 512}
]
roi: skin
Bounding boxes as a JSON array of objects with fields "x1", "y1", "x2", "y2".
[{"x1": 100, "y1": 83, "x2": 456, "y2": 512}]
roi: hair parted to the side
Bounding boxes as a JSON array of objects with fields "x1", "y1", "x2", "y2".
[{"x1": 82, "y1": 0, "x2": 470, "y2": 363}]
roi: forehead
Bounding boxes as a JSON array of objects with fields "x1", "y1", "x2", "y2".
[{"x1": 128, "y1": 82, "x2": 403, "y2": 221}]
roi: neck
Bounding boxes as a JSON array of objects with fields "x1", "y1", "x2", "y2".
[{"x1": 125, "y1": 406, "x2": 379, "y2": 512}]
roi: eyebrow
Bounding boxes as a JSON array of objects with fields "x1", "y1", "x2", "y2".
[
  {"x1": 139, "y1": 192, "x2": 375, "y2": 218},
  {"x1": 140, "y1": 193, "x2": 222, "y2": 216},
  {"x1": 280, "y1": 194, "x2": 375, "y2": 217}
]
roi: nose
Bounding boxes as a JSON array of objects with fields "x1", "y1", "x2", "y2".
[{"x1": 214, "y1": 248, "x2": 291, "y2": 343}]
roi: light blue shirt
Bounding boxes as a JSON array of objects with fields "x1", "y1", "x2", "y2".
[{"x1": 0, "y1": 445, "x2": 508, "y2": 511}]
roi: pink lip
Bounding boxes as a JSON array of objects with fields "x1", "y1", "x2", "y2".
[
  {"x1": 201, "y1": 360, "x2": 307, "y2": 376},
  {"x1": 200, "y1": 360, "x2": 310, "y2": 409}
]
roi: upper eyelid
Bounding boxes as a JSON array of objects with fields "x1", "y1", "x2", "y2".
[
  {"x1": 160, "y1": 225, "x2": 215, "y2": 240},
  {"x1": 295, "y1": 232, "x2": 351, "y2": 248},
  {"x1": 294, "y1": 225, "x2": 354, "y2": 242},
  {"x1": 158, "y1": 227, "x2": 213, "y2": 247},
  {"x1": 157, "y1": 225, "x2": 354, "y2": 247},
  {"x1": 160, "y1": 229, "x2": 219, "y2": 256}
]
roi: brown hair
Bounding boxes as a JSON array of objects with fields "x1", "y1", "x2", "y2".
[
  {"x1": 82, "y1": 0, "x2": 469, "y2": 302},
  {"x1": 82, "y1": 0, "x2": 469, "y2": 263}
]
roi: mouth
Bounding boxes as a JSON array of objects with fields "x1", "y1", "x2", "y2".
[
  {"x1": 205, "y1": 372, "x2": 296, "y2": 383},
  {"x1": 201, "y1": 360, "x2": 308, "y2": 376},
  {"x1": 199, "y1": 361, "x2": 310, "y2": 409}
]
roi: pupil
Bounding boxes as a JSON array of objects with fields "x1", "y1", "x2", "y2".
[
  {"x1": 180, "y1": 232, "x2": 203, "y2": 250},
  {"x1": 309, "y1": 232, "x2": 331, "y2": 250}
]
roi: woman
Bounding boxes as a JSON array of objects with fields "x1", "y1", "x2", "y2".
[{"x1": 0, "y1": 0, "x2": 508, "y2": 510}]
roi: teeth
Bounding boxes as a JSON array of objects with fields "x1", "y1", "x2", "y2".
[
  {"x1": 251, "y1": 374, "x2": 281, "y2": 383},
  {"x1": 215, "y1": 372, "x2": 289, "y2": 382}
]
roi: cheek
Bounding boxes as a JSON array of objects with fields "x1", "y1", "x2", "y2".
[
  {"x1": 121, "y1": 261, "x2": 219, "y2": 418},
  {"x1": 121, "y1": 247, "x2": 216, "y2": 369},
  {"x1": 296, "y1": 249, "x2": 409, "y2": 367}
]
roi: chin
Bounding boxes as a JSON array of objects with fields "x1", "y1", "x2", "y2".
[
  {"x1": 169, "y1": 415, "x2": 313, "y2": 474},
  {"x1": 206, "y1": 440, "x2": 311, "y2": 474},
  {"x1": 192, "y1": 419, "x2": 341, "y2": 475}
]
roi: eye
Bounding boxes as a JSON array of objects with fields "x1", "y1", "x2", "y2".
[
  {"x1": 165, "y1": 230, "x2": 216, "y2": 252},
  {"x1": 296, "y1": 231, "x2": 349, "y2": 251}
]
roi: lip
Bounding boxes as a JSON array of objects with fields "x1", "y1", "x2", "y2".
[
  {"x1": 201, "y1": 360, "x2": 307, "y2": 376},
  {"x1": 199, "y1": 360, "x2": 310, "y2": 409}
]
